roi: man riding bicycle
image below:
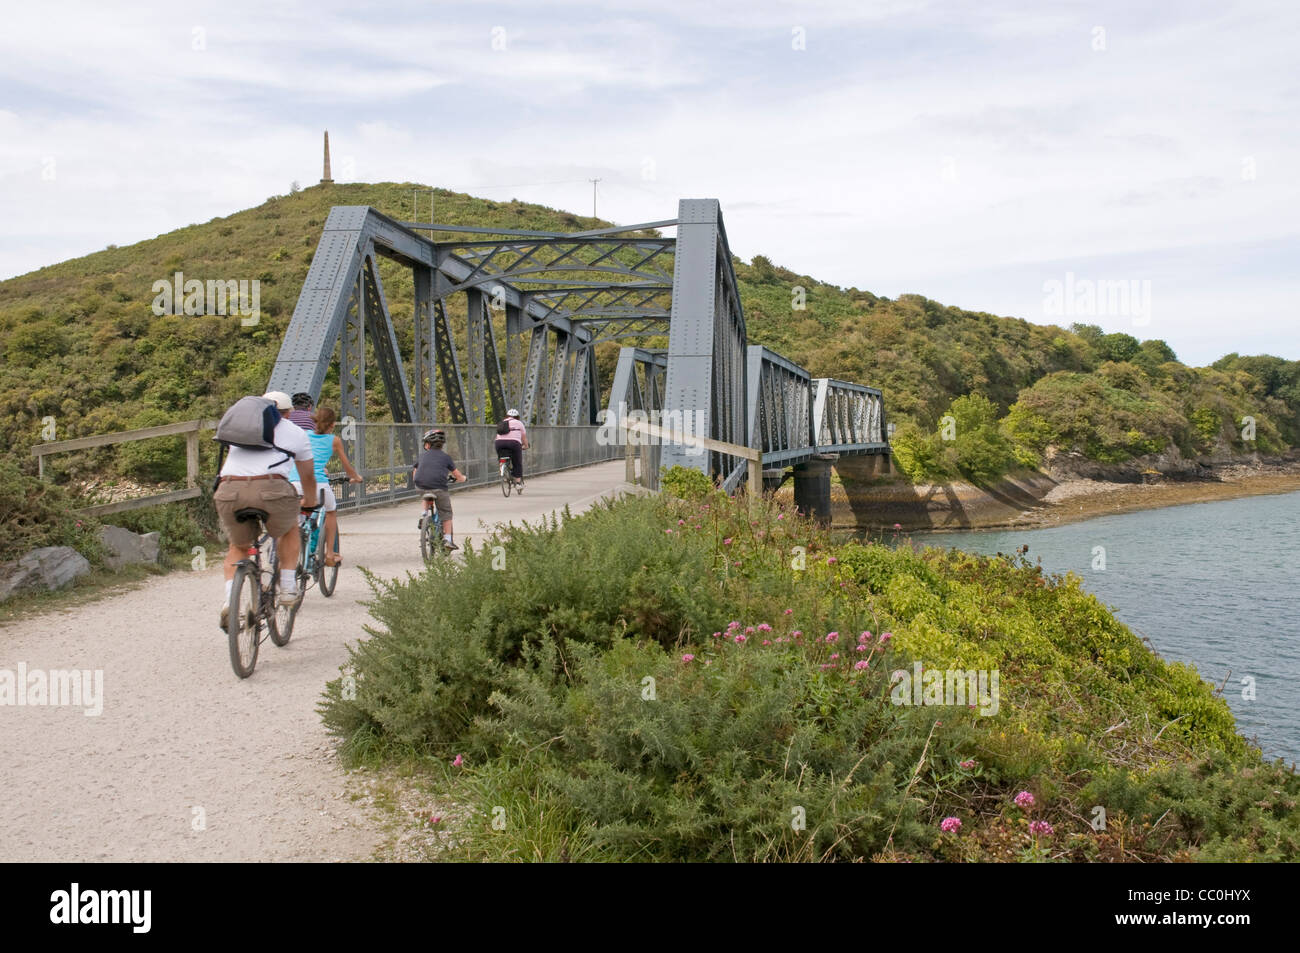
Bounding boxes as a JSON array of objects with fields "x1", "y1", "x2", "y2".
[
  {"x1": 214, "y1": 391, "x2": 315, "y2": 629},
  {"x1": 494, "y1": 408, "x2": 529, "y2": 488},
  {"x1": 412, "y1": 429, "x2": 467, "y2": 551}
]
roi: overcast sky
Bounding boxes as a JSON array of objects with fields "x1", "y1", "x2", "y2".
[{"x1": 1, "y1": 0, "x2": 1296, "y2": 365}]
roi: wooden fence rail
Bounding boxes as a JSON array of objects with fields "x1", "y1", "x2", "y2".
[{"x1": 32, "y1": 419, "x2": 216, "y2": 517}]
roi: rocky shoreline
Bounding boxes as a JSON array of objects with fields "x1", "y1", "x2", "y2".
[{"x1": 811, "y1": 454, "x2": 1300, "y2": 533}]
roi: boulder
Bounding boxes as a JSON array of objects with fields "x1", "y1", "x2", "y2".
[
  {"x1": 0, "y1": 546, "x2": 91, "y2": 602},
  {"x1": 140, "y1": 532, "x2": 161, "y2": 564},
  {"x1": 98, "y1": 524, "x2": 161, "y2": 570},
  {"x1": 0, "y1": 562, "x2": 41, "y2": 602}
]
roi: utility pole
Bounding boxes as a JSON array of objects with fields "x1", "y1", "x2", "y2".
[{"x1": 589, "y1": 178, "x2": 601, "y2": 219}]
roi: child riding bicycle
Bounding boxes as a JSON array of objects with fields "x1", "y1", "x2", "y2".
[{"x1": 412, "y1": 429, "x2": 467, "y2": 550}]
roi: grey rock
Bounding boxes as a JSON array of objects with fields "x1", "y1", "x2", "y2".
[
  {"x1": 0, "y1": 562, "x2": 41, "y2": 602},
  {"x1": 139, "y1": 532, "x2": 161, "y2": 564},
  {"x1": 13, "y1": 546, "x2": 90, "y2": 594},
  {"x1": 99, "y1": 524, "x2": 160, "y2": 570}
]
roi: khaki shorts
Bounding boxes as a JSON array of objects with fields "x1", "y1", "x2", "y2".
[
  {"x1": 215, "y1": 477, "x2": 300, "y2": 546},
  {"x1": 421, "y1": 488, "x2": 452, "y2": 522}
]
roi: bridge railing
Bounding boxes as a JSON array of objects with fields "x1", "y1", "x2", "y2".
[
  {"x1": 812, "y1": 379, "x2": 888, "y2": 454},
  {"x1": 332, "y1": 422, "x2": 620, "y2": 509}
]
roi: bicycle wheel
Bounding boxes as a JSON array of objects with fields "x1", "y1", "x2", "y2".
[
  {"x1": 420, "y1": 514, "x2": 439, "y2": 562},
  {"x1": 269, "y1": 540, "x2": 302, "y2": 647},
  {"x1": 227, "y1": 563, "x2": 260, "y2": 679},
  {"x1": 500, "y1": 460, "x2": 512, "y2": 497},
  {"x1": 320, "y1": 530, "x2": 339, "y2": 597}
]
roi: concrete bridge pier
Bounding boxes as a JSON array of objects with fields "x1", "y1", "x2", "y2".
[{"x1": 793, "y1": 453, "x2": 838, "y2": 525}]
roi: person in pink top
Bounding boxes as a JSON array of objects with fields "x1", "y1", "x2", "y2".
[{"x1": 494, "y1": 408, "x2": 529, "y2": 488}]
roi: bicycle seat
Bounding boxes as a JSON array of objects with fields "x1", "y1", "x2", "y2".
[
  {"x1": 234, "y1": 507, "x2": 269, "y2": 523},
  {"x1": 422, "y1": 492, "x2": 437, "y2": 501}
]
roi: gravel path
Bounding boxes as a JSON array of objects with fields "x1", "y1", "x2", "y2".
[{"x1": 0, "y1": 462, "x2": 630, "y2": 862}]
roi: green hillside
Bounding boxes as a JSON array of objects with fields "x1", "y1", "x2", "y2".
[{"x1": 2, "y1": 182, "x2": 1297, "y2": 489}]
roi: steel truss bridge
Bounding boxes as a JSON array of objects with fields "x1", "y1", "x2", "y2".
[{"x1": 267, "y1": 198, "x2": 890, "y2": 500}]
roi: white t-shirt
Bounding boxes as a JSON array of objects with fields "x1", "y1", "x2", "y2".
[{"x1": 220, "y1": 418, "x2": 312, "y2": 479}]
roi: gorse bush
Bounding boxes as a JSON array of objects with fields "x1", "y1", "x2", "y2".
[
  {"x1": 322, "y1": 493, "x2": 1298, "y2": 862},
  {"x1": 0, "y1": 458, "x2": 102, "y2": 565}
]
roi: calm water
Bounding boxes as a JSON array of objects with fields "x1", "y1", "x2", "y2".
[{"x1": 914, "y1": 490, "x2": 1300, "y2": 764}]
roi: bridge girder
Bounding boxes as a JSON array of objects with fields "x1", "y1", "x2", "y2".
[{"x1": 269, "y1": 201, "x2": 889, "y2": 495}]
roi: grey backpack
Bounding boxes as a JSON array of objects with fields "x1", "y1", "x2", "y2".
[{"x1": 212, "y1": 396, "x2": 294, "y2": 485}]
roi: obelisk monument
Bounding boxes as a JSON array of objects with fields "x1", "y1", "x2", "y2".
[{"x1": 320, "y1": 131, "x2": 334, "y2": 185}]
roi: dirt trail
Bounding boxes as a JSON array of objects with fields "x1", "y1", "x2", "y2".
[{"x1": 0, "y1": 462, "x2": 631, "y2": 862}]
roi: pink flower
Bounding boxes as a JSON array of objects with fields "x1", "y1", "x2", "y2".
[
  {"x1": 940, "y1": 817, "x2": 961, "y2": 833},
  {"x1": 792, "y1": 630, "x2": 802, "y2": 639},
  {"x1": 429, "y1": 815, "x2": 442, "y2": 824},
  {"x1": 452, "y1": 754, "x2": 463, "y2": 767},
  {"x1": 733, "y1": 561, "x2": 741, "y2": 566},
  {"x1": 1029, "y1": 820, "x2": 1054, "y2": 837},
  {"x1": 712, "y1": 631, "x2": 721, "y2": 639},
  {"x1": 959, "y1": 759, "x2": 977, "y2": 769},
  {"x1": 762, "y1": 639, "x2": 771, "y2": 645},
  {"x1": 1014, "y1": 791, "x2": 1035, "y2": 809},
  {"x1": 723, "y1": 538, "x2": 733, "y2": 545},
  {"x1": 745, "y1": 626, "x2": 755, "y2": 635},
  {"x1": 819, "y1": 663, "x2": 837, "y2": 670},
  {"x1": 734, "y1": 634, "x2": 747, "y2": 643},
  {"x1": 825, "y1": 632, "x2": 840, "y2": 643},
  {"x1": 727, "y1": 621, "x2": 740, "y2": 631},
  {"x1": 893, "y1": 523, "x2": 902, "y2": 530},
  {"x1": 776, "y1": 513, "x2": 785, "y2": 521},
  {"x1": 854, "y1": 660, "x2": 869, "y2": 670},
  {"x1": 665, "y1": 529, "x2": 673, "y2": 534},
  {"x1": 784, "y1": 608, "x2": 793, "y2": 615},
  {"x1": 757, "y1": 623, "x2": 772, "y2": 632},
  {"x1": 827, "y1": 556, "x2": 838, "y2": 565},
  {"x1": 677, "y1": 519, "x2": 685, "y2": 525},
  {"x1": 830, "y1": 653, "x2": 839, "y2": 660},
  {"x1": 879, "y1": 632, "x2": 893, "y2": 645},
  {"x1": 855, "y1": 644, "x2": 868, "y2": 652},
  {"x1": 682, "y1": 654, "x2": 695, "y2": 662}
]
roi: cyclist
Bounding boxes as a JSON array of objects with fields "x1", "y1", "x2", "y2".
[
  {"x1": 290, "y1": 406, "x2": 362, "y2": 566},
  {"x1": 287, "y1": 392, "x2": 316, "y2": 432},
  {"x1": 412, "y1": 429, "x2": 467, "y2": 551},
  {"x1": 494, "y1": 408, "x2": 529, "y2": 488},
  {"x1": 214, "y1": 391, "x2": 315, "y2": 628}
]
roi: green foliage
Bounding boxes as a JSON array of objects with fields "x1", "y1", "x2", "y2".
[
  {"x1": 323, "y1": 494, "x2": 1290, "y2": 862},
  {"x1": 0, "y1": 458, "x2": 103, "y2": 565},
  {"x1": 945, "y1": 394, "x2": 1016, "y2": 484},
  {"x1": 659, "y1": 464, "x2": 716, "y2": 501},
  {"x1": 1004, "y1": 370, "x2": 1186, "y2": 464}
]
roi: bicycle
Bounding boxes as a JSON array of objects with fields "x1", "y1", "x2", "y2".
[
  {"x1": 499, "y1": 454, "x2": 524, "y2": 497},
  {"x1": 225, "y1": 507, "x2": 304, "y2": 678},
  {"x1": 419, "y1": 493, "x2": 445, "y2": 561},
  {"x1": 299, "y1": 476, "x2": 347, "y2": 598}
]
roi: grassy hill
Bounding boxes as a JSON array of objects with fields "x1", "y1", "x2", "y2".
[{"x1": 2, "y1": 181, "x2": 1298, "y2": 490}]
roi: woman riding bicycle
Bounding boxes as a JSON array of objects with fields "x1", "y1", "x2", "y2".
[
  {"x1": 291, "y1": 405, "x2": 362, "y2": 566},
  {"x1": 494, "y1": 408, "x2": 529, "y2": 488}
]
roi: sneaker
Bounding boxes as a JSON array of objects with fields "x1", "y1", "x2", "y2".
[
  {"x1": 278, "y1": 589, "x2": 298, "y2": 607},
  {"x1": 444, "y1": 540, "x2": 459, "y2": 552}
]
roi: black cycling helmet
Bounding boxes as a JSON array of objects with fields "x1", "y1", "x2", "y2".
[
  {"x1": 291, "y1": 392, "x2": 314, "y2": 409},
  {"x1": 422, "y1": 428, "x2": 446, "y2": 446}
]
